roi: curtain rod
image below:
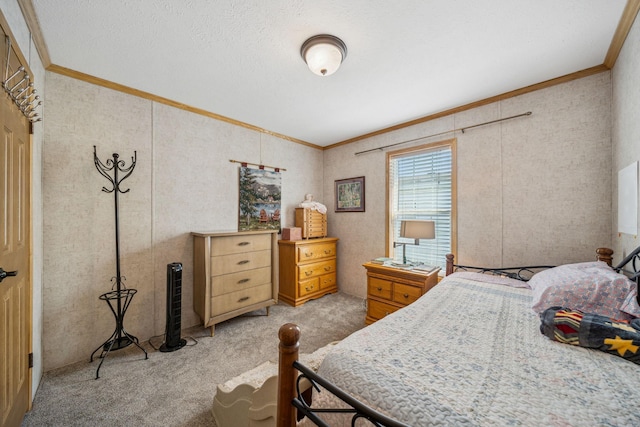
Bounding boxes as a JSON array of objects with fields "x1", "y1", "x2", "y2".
[
  {"x1": 229, "y1": 159, "x2": 287, "y2": 172},
  {"x1": 354, "y1": 111, "x2": 532, "y2": 156}
]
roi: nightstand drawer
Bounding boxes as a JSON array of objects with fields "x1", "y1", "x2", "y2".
[
  {"x1": 393, "y1": 283, "x2": 422, "y2": 305},
  {"x1": 297, "y1": 244, "x2": 336, "y2": 262},
  {"x1": 368, "y1": 277, "x2": 392, "y2": 300},
  {"x1": 298, "y1": 277, "x2": 320, "y2": 297},
  {"x1": 298, "y1": 260, "x2": 335, "y2": 279},
  {"x1": 368, "y1": 299, "x2": 400, "y2": 320}
]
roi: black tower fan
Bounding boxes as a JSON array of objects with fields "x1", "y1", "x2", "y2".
[{"x1": 160, "y1": 262, "x2": 187, "y2": 352}]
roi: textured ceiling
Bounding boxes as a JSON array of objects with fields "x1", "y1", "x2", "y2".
[{"x1": 30, "y1": 0, "x2": 628, "y2": 147}]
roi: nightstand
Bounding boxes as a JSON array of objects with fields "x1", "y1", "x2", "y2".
[{"x1": 363, "y1": 262, "x2": 440, "y2": 324}]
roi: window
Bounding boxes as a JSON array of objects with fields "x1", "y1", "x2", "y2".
[{"x1": 387, "y1": 140, "x2": 456, "y2": 269}]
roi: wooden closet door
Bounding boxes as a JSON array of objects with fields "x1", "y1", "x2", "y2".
[{"x1": 0, "y1": 77, "x2": 32, "y2": 427}]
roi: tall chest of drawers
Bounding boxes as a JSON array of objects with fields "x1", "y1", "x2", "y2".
[
  {"x1": 278, "y1": 237, "x2": 338, "y2": 306},
  {"x1": 192, "y1": 230, "x2": 278, "y2": 335},
  {"x1": 295, "y1": 208, "x2": 327, "y2": 238}
]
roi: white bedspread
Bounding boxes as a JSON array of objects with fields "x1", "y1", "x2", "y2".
[{"x1": 309, "y1": 274, "x2": 640, "y2": 426}]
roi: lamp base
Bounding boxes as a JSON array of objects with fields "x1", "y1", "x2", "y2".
[{"x1": 393, "y1": 242, "x2": 410, "y2": 264}]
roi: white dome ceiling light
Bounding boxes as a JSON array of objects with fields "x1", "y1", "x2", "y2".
[{"x1": 300, "y1": 34, "x2": 347, "y2": 76}]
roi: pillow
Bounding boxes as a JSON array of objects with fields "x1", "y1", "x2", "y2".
[{"x1": 529, "y1": 261, "x2": 640, "y2": 320}]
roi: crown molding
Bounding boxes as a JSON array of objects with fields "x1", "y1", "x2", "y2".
[
  {"x1": 47, "y1": 64, "x2": 321, "y2": 150},
  {"x1": 324, "y1": 65, "x2": 610, "y2": 150},
  {"x1": 604, "y1": 0, "x2": 640, "y2": 68}
]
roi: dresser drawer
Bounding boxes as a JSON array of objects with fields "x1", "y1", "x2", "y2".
[
  {"x1": 393, "y1": 283, "x2": 422, "y2": 305},
  {"x1": 367, "y1": 299, "x2": 400, "y2": 320},
  {"x1": 298, "y1": 277, "x2": 320, "y2": 297},
  {"x1": 320, "y1": 273, "x2": 336, "y2": 290},
  {"x1": 211, "y1": 266, "x2": 271, "y2": 296},
  {"x1": 211, "y1": 283, "x2": 272, "y2": 316},
  {"x1": 305, "y1": 216, "x2": 326, "y2": 226},
  {"x1": 297, "y1": 244, "x2": 336, "y2": 262},
  {"x1": 212, "y1": 249, "x2": 271, "y2": 275},
  {"x1": 305, "y1": 219, "x2": 326, "y2": 233},
  {"x1": 306, "y1": 229, "x2": 327, "y2": 238},
  {"x1": 211, "y1": 234, "x2": 271, "y2": 256},
  {"x1": 298, "y1": 260, "x2": 335, "y2": 280},
  {"x1": 368, "y1": 277, "x2": 392, "y2": 300}
]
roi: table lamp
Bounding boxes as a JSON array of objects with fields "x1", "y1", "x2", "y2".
[{"x1": 394, "y1": 220, "x2": 435, "y2": 265}]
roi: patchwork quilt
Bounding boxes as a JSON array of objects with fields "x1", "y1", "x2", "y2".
[{"x1": 540, "y1": 306, "x2": 640, "y2": 364}]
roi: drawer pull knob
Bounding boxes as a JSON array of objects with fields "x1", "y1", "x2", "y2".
[
  {"x1": 324, "y1": 250, "x2": 331, "y2": 254},
  {"x1": 324, "y1": 266, "x2": 331, "y2": 271},
  {"x1": 305, "y1": 252, "x2": 313, "y2": 257},
  {"x1": 377, "y1": 287, "x2": 382, "y2": 291},
  {"x1": 238, "y1": 296, "x2": 250, "y2": 302},
  {"x1": 305, "y1": 286, "x2": 314, "y2": 291},
  {"x1": 238, "y1": 242, "x2": 250, "y2": 246},
  {"x1": 403, "y1": 293, "x2": 409, "y2": 298},
  {"x1": 305, "y1": 271, "x2": 312, "y2": 276},
  {"x1": 238, "y1": 278, "x2": 250, "y2": 284},
  {"x1": 238, "y1": 260, "x2": 250, "y2": 265}
]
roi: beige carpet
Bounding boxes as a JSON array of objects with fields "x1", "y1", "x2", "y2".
[{"x1": 22, "y1": 292, "x2": 366, "y2": 427}]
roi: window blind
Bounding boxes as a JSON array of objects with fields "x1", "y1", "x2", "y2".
[{"x1": 389, "y1": 145, "x2": 452, "y2": 269}]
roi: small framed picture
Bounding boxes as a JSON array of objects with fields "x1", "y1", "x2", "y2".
[{"x1": 335, "y1": 176, "x2": 365, "y2": 212}]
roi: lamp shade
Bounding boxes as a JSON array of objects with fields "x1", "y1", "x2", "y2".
[
  {"x1": 400, "y1": 220, "x2": 435, "y2": 240},
  {"x1": 301, "y1": 35, "x2": 347, "y2": 76}
]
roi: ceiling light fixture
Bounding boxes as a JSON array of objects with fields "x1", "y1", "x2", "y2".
[{"x1": 300, "y1": 34, "x2": 347, "y2": 76}]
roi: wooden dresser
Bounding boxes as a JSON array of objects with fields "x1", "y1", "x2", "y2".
[
  {"x1": 192, "y1": 230, "x2": 278, "y2": 335},
  {"x1": 295, "y1": 208, "x2": 327, "y2": 238},
  {"x1": 363, "y1": 262, "x2": 440, "y2": 324},
  {"x1": 278, "y1": 237, "x2": 338, "y2": 306}
]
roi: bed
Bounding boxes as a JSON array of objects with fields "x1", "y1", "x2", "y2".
[{"x1": 276, "y1": 246, "x2": 640, "y2": 426}]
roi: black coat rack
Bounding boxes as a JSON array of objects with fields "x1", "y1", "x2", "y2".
[{"x1": 90, "y1": 146, "x2": 147, "y2": 379}]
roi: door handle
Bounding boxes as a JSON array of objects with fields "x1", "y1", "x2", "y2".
[{"x1": 0, "y1": 267, "x2": 18, "y2": 283}]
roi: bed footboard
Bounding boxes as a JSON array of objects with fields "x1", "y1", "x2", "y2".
[
  {"x1": 277, "y1": 323, "x2": 300, "y2": 427},
  {"x1": 276, "y1": 323, "x2": 409, "y2": 427}
]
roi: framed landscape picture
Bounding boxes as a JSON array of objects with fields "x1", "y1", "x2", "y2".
[{"x1": 335, "y1": 176, "x2": 365, "y2": 212}]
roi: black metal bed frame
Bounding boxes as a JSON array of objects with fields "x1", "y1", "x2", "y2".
[
  {"x1": 451, "y1": 263, "x2": 555, "y2": 281},
  {"x1": 286, "y1": 245, "x2": 640, "y2": 427},
  {"x1": 612, "y1": 245, "x2": 640, "y2": 283},
  {"x1": 292, "y1": 361, "x2": 410, "y2": 427}
]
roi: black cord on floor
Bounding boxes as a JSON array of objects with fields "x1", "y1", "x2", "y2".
[
  {"x1": 147, "y1": 334, "x2": 165, "y2": 351},
  {"x1": 183, "y1": 336, "x2": 198, "y2": 346}
]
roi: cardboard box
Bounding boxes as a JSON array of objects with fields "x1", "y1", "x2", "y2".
[{"x1": 282, "y1": 227, "x2": 302, "y2": 241}]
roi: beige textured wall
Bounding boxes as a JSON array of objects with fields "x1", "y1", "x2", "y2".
[
  {"x1": 41, "y1": 21, "x2": 637, "y2": 370},
  {"x1": 42, "y1": 73, "x2": 323, "y2": 370},
  {"x1": 612, "y1": 13, "x2": 640, "y2": 264},
  {"x1": 325, "y1": 73, "x2": 613, "y2": 299}
]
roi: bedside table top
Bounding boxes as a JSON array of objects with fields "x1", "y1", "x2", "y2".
[{"x1": 362, "y1": 262, "x2": 441, "y2": 280}]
